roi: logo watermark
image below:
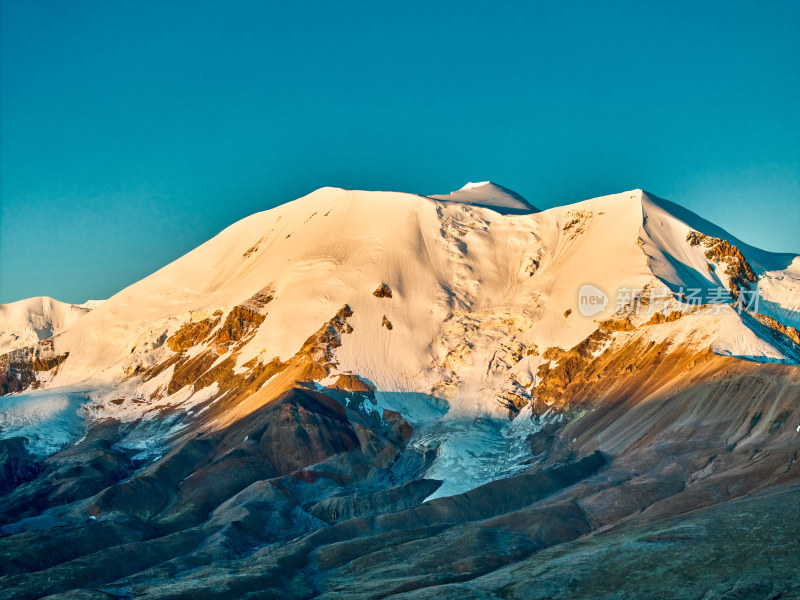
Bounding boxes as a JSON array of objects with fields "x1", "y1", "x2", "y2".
[{"x1": 577, "y1": 284, "x2": 609, "y2": 317}]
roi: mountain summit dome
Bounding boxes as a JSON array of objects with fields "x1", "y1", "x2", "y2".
[{"x1": 428, "y1": 181, "x2": 538, "y2": 214}]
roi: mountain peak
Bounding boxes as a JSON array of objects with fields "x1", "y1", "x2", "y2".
[
  {"x1": 460, "y1": 181, "x2": 497, "y2": 190},
  {"x1": 428, "y1": 181, "x2": 538, "y2": 214}
]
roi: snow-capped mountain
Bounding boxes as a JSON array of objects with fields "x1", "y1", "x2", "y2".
[
  {"x1": 0, "y1": 296, "x2": 100, "y2": 354},
  {"x1": 1, "y1": 185, "x2": 798, "y2": 599},
  {"x1": 2, "y1": 185, "x2": 799, "y2": 456},
  {"x1": 5, "y1": 186, "x2": 798, "y2": 406}
]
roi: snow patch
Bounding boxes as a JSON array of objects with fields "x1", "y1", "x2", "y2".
[
  {"x1": 413, "y1": 409, "x2": 540, "y2": 501},
  {"x1": 0, "y1": 389, "x2": 90, "y2": 455}
]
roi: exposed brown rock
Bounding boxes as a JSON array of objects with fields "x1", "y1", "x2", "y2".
[
  {"x1": 687, "y1": 230, "x2": 758, "y2": 296},
  {"x1": 241, "y1": 243, "x2": 259, "y2": 258},
  {"x1": 140, "y1": 352, "x2": 182, "y2": 383},
  {"x1": 207, "y1": 305, "x2": 265, "y2": 348},
  {"x1": 203, "y1": 305, "x2": 356, "y2": 428},
  {"x1": 373, "y1": 283, "x2": 393, "y2": 298},
  {"x1": 329, "y1": 374, "x2": 374, "y2": 394},
  {"x1": 534, "y1": 329, "x2": 613, "y2": 412},
  {"x1": 243, "y1": 287, "x2": 274, "y2": 311},
  {"x1": 382, "y1": 409, "x2": 414, "y2": 446},
  {"x1": 561, "y1": 210, "x2": 592, "y2": 238},
  {"x1": 542, "y1": 347, "x2": 565, "y2": 361},
  {"x1": 166, "y1": 312, "x2": 222, "y2": 352},
  {"x1": 646, "y1": 310, "x2": 684, "y2": 325},
  {"x1": 382, "y1": 315, "x2": 394, "y2": 330},
  {"x1": 296, "y1": 304, "x2": 354, "y2": 370},
  {"x1": 598, "y1": 316, "x2": 636, "y2": 331},
  {"x1": 0, "y1": 341, "x2": 69, "y2": 396},
  {"x1": 496, "y1": 389, "x2": 530, "y2": 413},
  {"x1": 525, "y1": 256, "x2": 540, "y2": 276},
  {"x1": 536, "y1": 361, "x2": 551, "y2": 380},
  {"x1": 166, "y1": 350, "x2": 220, "y2": 395},
  {"x1": 155, "y1": 303, "x2": 277, "y2": 396},
  {"x1": 146, "y1": 346, "x2": 287, "y2": 407},
  {"x1": 749, "y1": 311, "x2": 800, "y2": 346}
]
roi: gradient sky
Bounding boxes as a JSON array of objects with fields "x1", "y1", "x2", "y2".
[{"x1": 1, "y1": 0, "x2": 799, "y2": 303}]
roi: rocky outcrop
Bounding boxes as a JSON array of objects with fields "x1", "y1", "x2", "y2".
[
  {"x1": 328, "y1": 374, "x2": 374, "y2": 394},
  {"x1": 207, "y1": 305, "x2": 265, "y2": 348},
  {"x1": 687, "y1": 230, "x2": 758, "y2": 297},
  {"x1": 646, "y1": 309, "x2": 684, "y2": 325},
  {"x1": 373, "y1": 284, "x2": 393, "y2": 299},
  {"x1": 297, "y1": 304, "x2": 354, "y2": 370},
  {"x1": 0, "y1": 340, "x2": 68, "y2": 395},
  {"x1": 535, "y1": 328, "x2": 613, "y2": 412},
  {"x1": 749, "y1": 311, "x2": 800, "y2": 346},
  {"x1": 166, "y1": 311, "x2": 222, "y2": 352}
]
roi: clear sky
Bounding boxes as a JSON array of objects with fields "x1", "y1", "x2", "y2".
[{"x1": 1, "y1": 0, "x2": 798, "y2": 303}]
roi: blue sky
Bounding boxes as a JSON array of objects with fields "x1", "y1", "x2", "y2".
[{"x1": 1, "y1": 0, "x2": 798, "y2": 303}]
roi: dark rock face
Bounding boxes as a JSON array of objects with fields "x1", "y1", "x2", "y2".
[
  {"x1": 258, "y1": 388, "x2": 360, "y2": 473},
  {"x1": 81, "y1": 388, "x2": 366, "y2": 530},
  {"x1": 0, "y1": 422, "x2": 135, "y2": 528},
  {"x1": 0, "y1": 438, "x2": 41, "y2": 496}
]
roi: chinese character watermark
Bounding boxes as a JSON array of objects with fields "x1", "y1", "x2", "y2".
[{"x1": 576, "y1": 284, "x2": 760, "y2": 317}]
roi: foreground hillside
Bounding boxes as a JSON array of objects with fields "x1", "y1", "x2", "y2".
[{"x1": 0, "y1": 183, "x2": 799, "y2": 598}]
